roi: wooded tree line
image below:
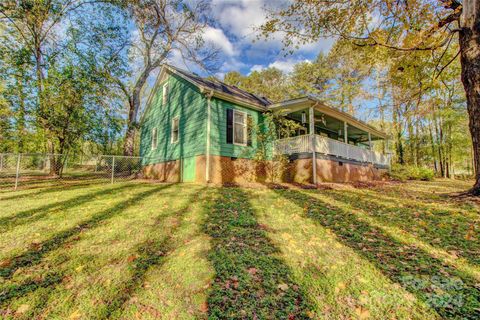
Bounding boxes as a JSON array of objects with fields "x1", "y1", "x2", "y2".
[
  {"x1": 0, "y1": 0, "x2": 216, "y2": 160},
  {"x1": 0, "y1": 0, "x2": 478, "y2": 193}
]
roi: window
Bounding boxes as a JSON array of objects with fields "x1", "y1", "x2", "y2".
[
  {"x1": 226, "y1": 109, "x2": 252, "y2": 146},
  {"x1": 162, "y1": 83, "x2": 169, "y2": 105},
  {"x1": 151, "y1": 127, "x2": 158, "y2": 150},
  {"x1": 233, "y1": 110, "x2": 248, "y2": 145},
  {"x1": 171, "y1": 117, "x2": 179, "y2": 143}
]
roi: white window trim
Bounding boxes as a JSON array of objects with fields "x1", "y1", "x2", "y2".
[
  {"x1": 171, "y1": 116, "x2": 179, "y2": 144},
  {"x1": 151, "y1": 127, "x2": 158, "y2": 150},
  {"x1": 162, "y1": 83, "x2": 169, "y2": 105},
  {"x1": 233, "y1": 110, "x2": 248, "y2": 146}
]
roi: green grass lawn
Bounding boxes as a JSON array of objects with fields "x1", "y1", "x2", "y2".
[{"x1": 0, "y1": 179, "x2": 478, "y2": 319}]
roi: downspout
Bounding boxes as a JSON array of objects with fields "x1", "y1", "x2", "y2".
[{"x1": 205, "y1": 90, "x2": 214, "y2": 183}]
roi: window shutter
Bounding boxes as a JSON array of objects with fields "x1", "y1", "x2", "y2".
[
  {"x1": 247, "y1": 114, "x2": 253, "y2": 146},
  {"x1": 226, "y1": 109, "x2": 233, "y2": 144}
]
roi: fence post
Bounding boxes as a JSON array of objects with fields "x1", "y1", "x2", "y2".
[
  {"x1": 111, "y1": 156, "x2": 115, "y2": 184},
  {"x1": 14, "y1": 153, "x2": 21, "y2": 190}
]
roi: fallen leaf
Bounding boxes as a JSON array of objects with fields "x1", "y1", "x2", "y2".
[
  {"x1": 278, "y1": 283, "x2": 289, "y2": 291},
  {"x1": 0, "y1": 259, "x2": 11, "y2": 268},
  {"x1": 247, "y1": 267, "x2": 257, "y2": 275},
  {"x1": 127, "y1": 255, "x2": 138, "y2": 263},
  {"x1": 69, "y1": 310, "x2": 82, "y2": 320},
  {"x1": 16, "y1": 304, "x2": 29, "y2": 314},
  {"x1": 199, "y1": 302, "x2": 208, "y2": 313},
  {"x1": 355, "y1": 306, "x2": 370, "y2": 319}
]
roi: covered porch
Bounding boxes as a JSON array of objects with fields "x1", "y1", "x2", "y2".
[{"x1": 270, "y1": 97, "x2": 390, "y2": 167}]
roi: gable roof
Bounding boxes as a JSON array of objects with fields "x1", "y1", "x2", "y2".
[
  {"x1": 143, "y1": 65, "x2": 387, "y2": 139},
  {"x1": 167, "y1": 65, "x2": 272, "y2": 107}
]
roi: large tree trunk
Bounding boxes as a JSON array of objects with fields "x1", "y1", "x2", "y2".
[
  {"x1": 123, "y1": 66, "x2": 153, "y2": 156},
  {"x1": 123, "y1": 97, "x2": 137, "y2": 156},
  {"x1": 459, "y1": 3, "x2": 480, "y2": 194}
]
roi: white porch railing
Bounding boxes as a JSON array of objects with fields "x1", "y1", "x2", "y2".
[{"x1": 274, "y1": 134, "x2": 390, "y2": 167}]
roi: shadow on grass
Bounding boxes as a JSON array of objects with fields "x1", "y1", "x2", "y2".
[
  {"x1": 273, "y1": 188, "x2": 480, "y2": 319},
  {"x1": 203, "y1": 187, "x2": 312, "y2": 319},
  {"x1": 0, "y1": 179, "x2": 106, "y2": 202},
  {"x1": 0, "y1": 173, "x2": 111, "y2": 191},
  {"x1": 0, "y1": 184, "x2": 173, "y2": 281},
  {"x1": 0, "y1": 183, "x2": 142, "y2": 234},
  {"x1": 325, "y1": 190, "x2": 480, "y2": 266},
  {"x1": 102, "y1": 188, "x2": 206, "y2": 319},
  {"x1": 0, "y1": 271, "x2": 63, "y2": 305}
]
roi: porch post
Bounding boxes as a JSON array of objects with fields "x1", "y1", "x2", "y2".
[
  {"x1": 368, "y1": 132, "x2": 373, "y2": 164},
  {"x1": 309, "y1": 107, "x2": 317, "y2": 185},
  {"x1": 344, "y1": 121, "x2": 348, "y2": 144}
]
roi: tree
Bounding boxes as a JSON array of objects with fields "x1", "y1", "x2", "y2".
[
  {"x1": 260, "y1": 0, "x2": 480, "y2": 195},
  {"x1": 0, "y1": 25, "x2": 34, "y2": 153},
  {"x1": 0, "y1": 80, "x2": 14, "y2": 153},
  {"x1": 224, "y1": 67, "x2": 292, "y2": 102},
  {"x1": 109, "y1": 0, "x2": 218, "y2": 156},
  {"x1": 0, "y1": 0, "x2": 107, "y2": 155}
]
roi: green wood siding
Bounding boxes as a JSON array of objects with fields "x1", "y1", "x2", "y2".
[
  {"x1": 140, "y1": 72, "x2": 266, "y2": 166},
  {"x1": 140, "y1": 73, "x2": 207, "y2": 165},
  {"x1": 209, "y1": 98, "x2": 262, "y2": 159}
]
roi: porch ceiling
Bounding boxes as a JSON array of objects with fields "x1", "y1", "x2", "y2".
[
  {"x1": 288, "y1": 110, "x2": 381, "y2": 142},
  {"x1": 269, "y1": 96, "x2": 387, "y2": 140}
]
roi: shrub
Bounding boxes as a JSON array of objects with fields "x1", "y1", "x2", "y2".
[{"x1": 390, "y1": 164, "x2": 434, "y2": 181}]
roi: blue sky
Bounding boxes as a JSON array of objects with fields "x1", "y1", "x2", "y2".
[{"x1": 171, "y1": 0, "x2": 334, "y2": 78}]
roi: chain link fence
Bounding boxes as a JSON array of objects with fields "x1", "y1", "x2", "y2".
[{"x1": 0, "y1": 153, "x2": 143, "y2": 190}]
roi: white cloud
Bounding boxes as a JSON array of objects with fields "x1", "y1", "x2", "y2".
[
  {"x1": 210, "y1": 0, "x2": 285, "y2": 53},
  {"x1": 213, "y1": 57, "x2": 249, "y2": 79},
  {"x1": 203, "y1": 26, "x2": 236, "y2": 56},
  {"x1": 211, "y1": 0, "x2": 269, "y2": 39},
  {"x1": 210, "y1": 0, "x2": 334, "y2": 66},
  {"x1": 249, "y1": 64, "x2": 264, "y2": 73},
  {"x1": 268, "y1": 58, "x2": 311, "y2": 73},
  {"x1": 248, "y1": 58, "x2": 312, "y2": 74}
]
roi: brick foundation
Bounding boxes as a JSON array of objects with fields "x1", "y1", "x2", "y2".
[
  {"x1": 315, "y1": 158, "x2": 386, "y2": 182},
  {"x1": 207, "y1": 155, "x2": 266, "y2": 185},
  {"x1": 142, "y1": 159, "x2": 181, "y2": 182},
  {"x1": 141, "y1": 154, "x2": 387, "y2": 185}
]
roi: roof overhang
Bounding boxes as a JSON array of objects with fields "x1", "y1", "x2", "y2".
[{"x1": 269, "y1": 96, "x2": 388, "y2": 139}]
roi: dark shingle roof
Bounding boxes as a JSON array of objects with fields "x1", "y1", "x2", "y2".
[{"x1": 167, "y1": 65, "x2": 272, "y2": 107}]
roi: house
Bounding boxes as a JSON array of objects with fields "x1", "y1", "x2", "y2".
[{"x1": 139, "y1": 65, "x2": 390, "y2": 184}]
